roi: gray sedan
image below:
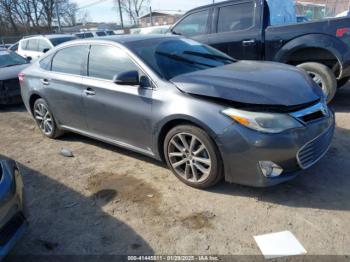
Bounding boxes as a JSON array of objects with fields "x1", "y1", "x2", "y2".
[{"x1": 20, "y1": 35, "x2": 334, "y2": 188}]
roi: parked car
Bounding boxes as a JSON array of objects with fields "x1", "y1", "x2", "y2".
[
  {"x1": 0, "y1": 44, "x2": 11, "y2": 49},
  {"x1": 73, "y1": 32, "x2": 94, "y2": 39},
  {"x1": 0, "y1": 156, "x2": 27, "y2": 259},
  {"x1": 131, "y1": 25, "x2": 170, "y2": 35},
  {"x1": 18, "y1": 34, "x2": 77, "y2": 61},
  {"x1": 0, "y1": 48, "x2": 29, "y2": 104},
  {"x1": 170, "y1": 0, "x2": 350, "y2": 102},
  {"x1": 8, "y1": 42, "x2": 19, "y2": 53},
  {"x1": 20, "y1": 35, "x2": 334, "y2": 188}
]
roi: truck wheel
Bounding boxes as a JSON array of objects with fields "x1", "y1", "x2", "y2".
[
  {"x1": 297, "y1": 62, "x2": 337, "y2": 103},
  {"x1": 337, "y1": 77, "x2": 349, "y2": 89}
]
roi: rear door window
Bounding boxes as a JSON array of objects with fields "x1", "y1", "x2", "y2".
[
  {"x1": 217, "y1": 2, "x2": 254, "y2": 33},
  {"x1": 172, "y1": 10, "x2": 209, "y2": 37},
  {"x1": 88, "y1": 45, "x2": 139, "y2": 80},
  {"x1": 51, "y1": 45, "x2": 89, "y2": 75},
  {"x1": 27, "y1": 39, "x2": 39, "y2": 51}
]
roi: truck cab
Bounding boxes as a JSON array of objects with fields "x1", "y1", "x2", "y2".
[{"x1": 171, "y1": 0, "x2": 350, "y2": 102}]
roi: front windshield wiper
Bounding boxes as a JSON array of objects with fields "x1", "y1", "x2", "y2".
[
  {"x1": 183, "y1": 51, "x2": 236, "y2": 63},
  {"x1": 155, "y1": 51, "x2": 215, "y2": 68}
]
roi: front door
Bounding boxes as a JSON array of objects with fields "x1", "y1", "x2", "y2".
[{"x1": 82, "y1": 44, "x2": 153, "y2": 153}]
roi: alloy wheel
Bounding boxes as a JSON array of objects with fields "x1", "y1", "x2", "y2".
[
  {"x1": 168, "y1": 133, "x2": 212, "y2": 183},
  {"x1": 308, "y1": 71, "x2": 329, "y2": 97},
  {"x1": 34, "y1": 102, "x2": 54, "y2": 136}
]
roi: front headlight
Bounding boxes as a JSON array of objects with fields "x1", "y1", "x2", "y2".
[{"x1": 222, "y1": 108, "x2": 303, "y2": 134}]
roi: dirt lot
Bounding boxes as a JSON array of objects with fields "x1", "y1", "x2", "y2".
[{"x1": 0, "y1": 86, "x2": 350, "y2": 259}]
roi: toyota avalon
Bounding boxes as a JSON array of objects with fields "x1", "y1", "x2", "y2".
[{"x1": 20, "y1": 35, "x2": 335, "y2": 188}]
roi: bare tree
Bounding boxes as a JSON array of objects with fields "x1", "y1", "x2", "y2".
[{"x1": 114, "y1": 0, "x2": 150, "y2": 25}]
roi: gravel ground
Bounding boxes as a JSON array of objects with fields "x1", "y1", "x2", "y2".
[{"x1": 0, "y1": 86, "x2": 349, "y2": 259}]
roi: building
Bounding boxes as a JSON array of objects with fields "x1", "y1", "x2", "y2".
[{"x1": 138, "y1": 10, "x2": 185, "y2": 27}]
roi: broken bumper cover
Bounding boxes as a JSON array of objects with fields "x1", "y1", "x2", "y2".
[{"x1": 216, "y1": 111, "x2": 335, "y2": 187}]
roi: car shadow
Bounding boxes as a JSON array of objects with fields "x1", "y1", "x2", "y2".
[
  {"x1": 59, "y1": 133, "x2": 167, "y2": 169},
  {"x1": 6, "y1": 161, "x2": 154, "y2": 261}
]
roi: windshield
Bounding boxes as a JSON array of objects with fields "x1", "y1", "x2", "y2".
[
  {"x1": 0, "y1": 50, "x2": 27, "y2": 68},
  {"x1": 128, "y1": 38, "x2": 235, "y2": 80},
  {"x1": 50, "y1": 36, "x2": 77, "y2": 46}
]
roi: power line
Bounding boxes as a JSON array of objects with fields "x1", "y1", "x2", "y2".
[{"x1": 77, "y1": 0, "x2": 110, "y2": 10}]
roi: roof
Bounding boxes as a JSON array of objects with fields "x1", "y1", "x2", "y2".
[
  {"x1": 139, "y1": 10, "x2": 185, "y2": 19},
  {"x1": 98, "y1": 34, "x2": 179, "y2": 44},
  {"x1": 22, "y1": 34, "x2": 74, "y2": 40}
]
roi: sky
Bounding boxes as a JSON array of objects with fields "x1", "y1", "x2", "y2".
[{"x1": 73, "y1": 0, "x2": 222, "y2": 23}]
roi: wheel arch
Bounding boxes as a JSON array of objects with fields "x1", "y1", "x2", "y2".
[
  {"x1": 275, "y1": 34, "x2": 346, "y2": 79},
  {"x1": 155, "y1": 115, "x2": 218, "y2": 161},
  {"x1": 29, "y1": 93, "x2": 43, "y2": 116}
]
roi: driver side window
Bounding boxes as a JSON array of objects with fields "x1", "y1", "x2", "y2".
[
  {"x1": 173, "y1": 10, "x2": 209, "y2": 37},
  {"x1": 88, "y1": 45, "x2": 139, "y2": 80}
]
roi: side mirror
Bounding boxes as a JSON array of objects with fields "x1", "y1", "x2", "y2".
[
  {"x1": 43, "y1": 48, "x2": 50, "y2": 53},
  {"x1": 113, "y1": 70, "x2": 140, "y2": 86},
  {"x1": 26, "y1": 56, "x2": 32, "y2": 62}
]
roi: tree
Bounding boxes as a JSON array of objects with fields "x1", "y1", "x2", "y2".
[{"x1": 114, "y1": 0, "x2": 150, "y2": 25}]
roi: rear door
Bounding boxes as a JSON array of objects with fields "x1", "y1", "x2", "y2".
[
  {"x1": 208, "y1": 0, "x2": 263, "y2": 60},
  {"x1": 171, "y1": 9, "x2": 212, "y2": 44},
  {"x1": 82, "y1": 44, "x2": 153, "y2": 152},
  {"x1": 42, "y1": 45, "x2": 89, "y2": 130}
]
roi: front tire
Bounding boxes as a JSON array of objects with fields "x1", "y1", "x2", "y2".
[
  {"x1": 164, "y1": 125, "x2": 223, "y2": 189},
  {"x1": 33, "y1": 98, "x2": 62, "y2": 139},
  {"x1": 297, "y1": 62, "x2": 337, "y2": 103}
]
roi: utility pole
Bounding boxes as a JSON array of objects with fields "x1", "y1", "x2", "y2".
[
  {"x1": 117, "y1": 0, "x2": 124, "y2": 29},
  {"x1": 55, "y1": 0, "x2": 62, "y2": 33},
  {"x1": 150, "y1": 6, "x2": 153, "y2": 26}
]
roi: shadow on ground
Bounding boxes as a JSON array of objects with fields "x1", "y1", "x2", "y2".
[{"x1": 6, "y1": 161, "x2": 153, "y2": 261}]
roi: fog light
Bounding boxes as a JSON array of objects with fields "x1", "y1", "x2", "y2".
[{"x1": 259, "y1": 161, "x2": 283, "y2": 178}]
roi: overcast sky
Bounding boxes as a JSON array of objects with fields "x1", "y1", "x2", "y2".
[{"x1": 73, "y1": 0, "x2": 223, "y2": 23}]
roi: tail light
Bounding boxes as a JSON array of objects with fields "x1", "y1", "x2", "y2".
[
  {"x1": 18, "y1": 72, "x2": 25, "y2": 84},
  {"x1": 336, "y1": 28, "x2": 350, "y2": 38}
]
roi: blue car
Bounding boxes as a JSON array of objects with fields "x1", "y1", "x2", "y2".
[{"x1": 0, "y1": 157, "x2": 27, "y2": 260}]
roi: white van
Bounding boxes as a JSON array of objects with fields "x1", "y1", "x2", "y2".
[{"x1": 18, "y1": 35, "x2": 77, "y2": 61}]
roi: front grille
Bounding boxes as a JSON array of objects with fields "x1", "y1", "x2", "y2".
[
  {"x1": 0, "y1": 212, "x2": 25, "y2": 246},
  {"x1": 297, "y1": 126, "x2": 334, "y2": 169},
  {"x1": 290, "y1": 101, "x2": 329, "y2": 124}
]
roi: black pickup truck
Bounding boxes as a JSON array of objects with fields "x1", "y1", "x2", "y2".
[{"x1": 170, "y1": 0, "x2": 350, "y2": 102}]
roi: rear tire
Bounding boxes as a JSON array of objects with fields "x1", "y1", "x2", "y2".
[
  {"x1": 297, "y1": 62, "x2": 337, "y2": 103},
  {"x1": 164, "y1": 125, "x2": 223, "y2": 189},
  {"x1": 33, "y1": 98, "x2": 63, "y2": 139}
]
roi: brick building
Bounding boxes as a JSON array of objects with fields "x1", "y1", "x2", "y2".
[
  {"x1": 138, "y1": 10, "x2": 185, "y2": 27},
  {"x1": 297, "y1": 0, "x2": 350, "y2": 16}
]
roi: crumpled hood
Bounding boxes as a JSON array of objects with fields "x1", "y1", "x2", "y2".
[
  {"x1": 170, "y1": 61, "x2": 322, "y2": 106},
  {"x1": 0, "y1": 64, "x2": 29, "y2": 81}
]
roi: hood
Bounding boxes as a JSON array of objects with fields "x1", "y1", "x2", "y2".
[
  {"x1": 170, "y1": 61, "x2": 322, "y2": 106},
  {"x1": 0, "y1": 64, "x2": 29, "y2": 81}
]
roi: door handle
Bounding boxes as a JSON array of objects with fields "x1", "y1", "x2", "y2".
[
  {"x1": 242, "y1": 39, "x2": 256, "y2": 46},
  {"x1": 84, "y1": 88, "x2": 95, "y2": 96},
  {"x1": 41, "y1": 79, "x2": 50, "y2": 86}
]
